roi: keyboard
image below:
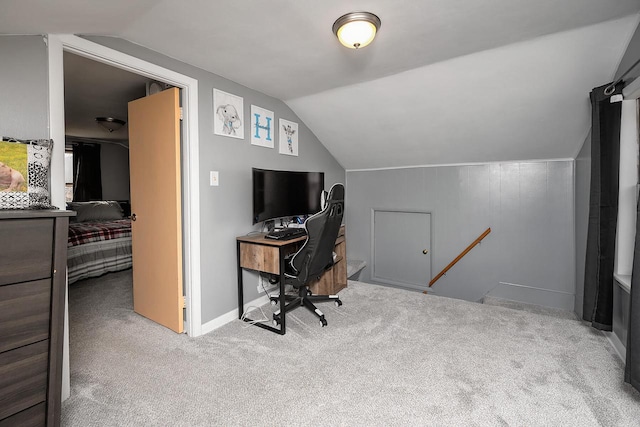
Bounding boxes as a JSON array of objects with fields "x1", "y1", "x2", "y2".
[{"x1": 265, "y1": 227, "x2": 307, "y2": 241}]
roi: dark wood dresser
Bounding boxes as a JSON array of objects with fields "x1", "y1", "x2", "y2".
[{"x1": 0, "y1": 210, "x2": 74, "y2": 427}]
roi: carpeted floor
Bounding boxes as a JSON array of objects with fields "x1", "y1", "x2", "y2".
[{"x1": 63, "y1": 270, "x2": 640, "y2": 426}]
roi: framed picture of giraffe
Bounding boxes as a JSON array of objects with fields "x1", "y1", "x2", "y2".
[{"x1": 279, "y1": 118, "x2": 298, "y2": 156}]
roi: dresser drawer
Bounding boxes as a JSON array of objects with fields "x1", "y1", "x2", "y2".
[
  {"x1": 0, "y1": 279, "x2": 51, "y2": 353},
  {"x1": 0, "y1": 341, "x2": 49, "y2": 420},
  {"x1": 0, "y1": 219, "x2": 53, "y2": 286},
  {"x1": 0, "y1": 402, "x2": 45, "y2": 427}
]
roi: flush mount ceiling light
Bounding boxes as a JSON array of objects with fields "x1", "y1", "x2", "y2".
[
  {"x1": 95, "y1": 117, "x2": 126, "y2": 133},
  {"x1": 332, "y1": 11, "x2": 381, "y2": 49}
]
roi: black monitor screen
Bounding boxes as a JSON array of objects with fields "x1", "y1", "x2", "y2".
[{"x1": 252, "y1": 168, "x2": 324, "y2": 224}]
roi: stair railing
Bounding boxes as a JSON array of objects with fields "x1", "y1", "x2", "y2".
[{"x1": 423, "y1": 227, "x2": 491, "y2": 293}]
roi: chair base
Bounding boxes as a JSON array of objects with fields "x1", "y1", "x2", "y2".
[{"x1": 270, "y1": 286, "x2": 342, "y2": 327}]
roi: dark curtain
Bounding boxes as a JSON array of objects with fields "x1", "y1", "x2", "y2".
[
  {"x1": 627, "y1": 194, "x2": 640, "y2": 392},
  {"x1": 583, "y1": 83, "x2": 623, "y2": 330},
  {"x1": 72, "y1": 144, "x2": 102, "y2": 201}
]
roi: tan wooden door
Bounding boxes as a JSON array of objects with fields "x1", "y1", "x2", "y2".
[{"x1": 128, "y1": 87, "x2": 183, "y2": 333}]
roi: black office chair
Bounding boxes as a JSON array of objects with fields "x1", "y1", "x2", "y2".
[{"x1": 271, "y1": 183, "x2": 345, "y2": 327}]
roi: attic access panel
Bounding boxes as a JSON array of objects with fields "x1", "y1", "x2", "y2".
[{"x1": 372, "y1": 210, "x2": 431, "y2": 291}]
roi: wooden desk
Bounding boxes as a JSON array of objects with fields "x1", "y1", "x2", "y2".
[{"x1": 236, "y1": 226, "x2": 346, "y2": 334}]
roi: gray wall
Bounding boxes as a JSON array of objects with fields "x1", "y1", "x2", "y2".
[
  {"x1": 100, "y1": 142, "x2": 130, "y2": 201},
  {"x1": 347, "y1": 161, "x2": 575, "y2": 310},
  {"x1": 84, "y1": 37, "x2": 345, "y2": 324},
  {"x1": 0, "y1": 36, "x2": 48, "y2": 139},
  {"x1": 574, "y1": 134, "x2": 591, "y2": 318}
]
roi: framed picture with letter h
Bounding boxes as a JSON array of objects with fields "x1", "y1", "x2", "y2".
[{"x1": 251, "y1": 105, "x2": 275, "y2": 148}]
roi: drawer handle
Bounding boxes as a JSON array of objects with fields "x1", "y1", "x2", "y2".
[{"x1": 132, "y1": 213, "x2": 137, "y2": 221}]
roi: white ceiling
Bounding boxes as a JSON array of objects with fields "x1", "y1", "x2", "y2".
[
  {"x1": 2, "y1": 0, "x2": 640, "y2": 168},
  {"x1": 289, "y1": 16, "x2": 639, "y2": 168}
]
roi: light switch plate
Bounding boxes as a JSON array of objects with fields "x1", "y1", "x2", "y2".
[{"x1": 210, "y1": 171, "x2": 219, "y2": 186}]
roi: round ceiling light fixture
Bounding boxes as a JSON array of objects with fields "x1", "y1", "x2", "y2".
[
  {"x1": 332, "y1": 11, "x2": 381, "y2": 49},
  {"x1": 95, "y1": 117, "x2": 126, "y2": 133}
]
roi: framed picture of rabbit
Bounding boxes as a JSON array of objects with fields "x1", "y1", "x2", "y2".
[{"x1": 213, "y1": 89, "x2": 244, "y2": 139}]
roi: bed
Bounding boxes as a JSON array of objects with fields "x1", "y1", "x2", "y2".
[{"x1": 67, "y1": 201, "x2": 133, "y2": 284}]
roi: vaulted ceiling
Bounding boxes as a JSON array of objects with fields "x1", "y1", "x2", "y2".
[{"x1": 2, "y1": 0, "x2": 640, "y2": 169}]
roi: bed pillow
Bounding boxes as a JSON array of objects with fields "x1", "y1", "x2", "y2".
[
  {"x1": 0, "y1": 137, "x2": 54, "y2": 209},
  {"x1": 67, "y1": 201, "x2": 124, "y2": 222}
]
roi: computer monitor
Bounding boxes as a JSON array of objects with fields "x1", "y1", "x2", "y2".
[{"x1": 252, "y1": 168, "x2": 324, "y2": 224}]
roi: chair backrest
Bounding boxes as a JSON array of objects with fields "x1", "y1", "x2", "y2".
[{"x1": 289, "y1": 183, "x2": 345, "y2": 286}]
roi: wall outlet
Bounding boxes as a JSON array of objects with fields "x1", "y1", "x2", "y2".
[{"x1": 257, "y1": 275, "x2": 278, "y2": 293}]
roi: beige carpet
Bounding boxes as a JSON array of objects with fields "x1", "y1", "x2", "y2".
[{"x1": 62, "y1": 270, "x2": 640, "y2": 426}]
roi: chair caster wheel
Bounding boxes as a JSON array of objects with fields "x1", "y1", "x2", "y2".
[
  {"x1": 270, "y1": 299, "x2": 277, "y2": 306},
  {"x1": 307, "y1": 290, "x2": 313, "y2": 296},
  {"x1": 320, "y1": 318, "x2": 327, "y2": 327},
  {"x1": 335, "y1": 299, "x2": 342, "y2": 307},
  {"x1": 273, "y1": 314, "x2": 281, "y2": 327}
]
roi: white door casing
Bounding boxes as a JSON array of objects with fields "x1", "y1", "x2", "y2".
[{"x1": 47, "y1": 34, "x2": 202, "y2": 400}]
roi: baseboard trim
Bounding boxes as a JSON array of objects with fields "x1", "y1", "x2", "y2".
[
  {"x1": 201, "y1": 294, "x2": 271, "y2": 336},
  {"x1": 485, "y1": 281, "x2": 575, "y2": 311},
  {"x1": 603, "y1": 331, "x2": 627, "y2": 364}
]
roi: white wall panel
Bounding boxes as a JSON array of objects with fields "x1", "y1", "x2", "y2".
[{"x1": 347, "y1": 160, "x2": 575, "y2": 310}]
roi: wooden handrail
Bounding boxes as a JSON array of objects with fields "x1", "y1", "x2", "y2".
[{"x1": 424, "y1": 227, "x2": 491, "y2": 292}]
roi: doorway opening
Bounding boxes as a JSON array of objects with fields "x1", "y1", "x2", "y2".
[
  {"x1": 48, "y1": 34, "x2": 201, "y2": 336},
  {"x1": 63, "y1": 50, "x2": 184, "y2": 324}
]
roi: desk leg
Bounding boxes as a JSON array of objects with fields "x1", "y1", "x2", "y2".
[
  {"x1": 278, "y1": 246, "x2": 286, "y2": 335},
  {"x1": 237, "y1": 241, "x2": 244, "y2": 319},
  {"x1": 237, "y1": 239, "x2": 286, "y2": 335},
  {"x1": 236, "y1": 241, "x2": 287, "y2": 335}
]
